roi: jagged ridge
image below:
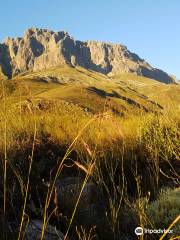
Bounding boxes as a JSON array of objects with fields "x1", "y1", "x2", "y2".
[{"x1": 0, "y1": 28, "x2": 175, "y2": 83}]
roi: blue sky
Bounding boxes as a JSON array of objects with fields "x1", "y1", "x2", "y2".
[{"x1": 0, "y1": 0, "x2": 179, "y2": 78}]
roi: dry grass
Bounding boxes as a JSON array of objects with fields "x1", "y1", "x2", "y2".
[{"x1": 0, "y1": 68, "x2": 179, "y2": 239}]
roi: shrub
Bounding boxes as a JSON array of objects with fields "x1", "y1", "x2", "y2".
[{"x1": 146, "y1": 188, "x2": 180, "y2": 235}]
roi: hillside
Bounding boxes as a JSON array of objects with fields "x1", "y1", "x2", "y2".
[
  {"x1": 0, "y1": 28, "x2": 176, "y2": 84},
  {"x1": 3, "y1": 65, "x2": 179, "y2": 115}
]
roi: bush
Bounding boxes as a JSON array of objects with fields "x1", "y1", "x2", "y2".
[{"x1": 146, "y1": 188, "x2": 180, "y2": 234}]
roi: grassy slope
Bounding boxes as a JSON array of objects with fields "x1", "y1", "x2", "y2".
[
  {"x1": 112, "y1": 73, "x2": 180, "y2": 110},
  {"x1": 1, "y1": 64, "x2": 179, "y2": 144},
  {"x1": 4, "y1": 64, "x2": 179, "y2": 116}
]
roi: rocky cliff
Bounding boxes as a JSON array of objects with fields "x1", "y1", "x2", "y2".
[{"x1": 0, "y1": 28, "x2": 175, "y2": 83}]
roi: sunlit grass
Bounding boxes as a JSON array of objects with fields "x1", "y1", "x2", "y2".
[{"x1": 0, "y1": 66, "x2": 179, "y2": 239}]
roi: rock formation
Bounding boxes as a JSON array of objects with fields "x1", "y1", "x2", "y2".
[{"x1": 0, "y1": 28, "x2": 175, "y2": 83}]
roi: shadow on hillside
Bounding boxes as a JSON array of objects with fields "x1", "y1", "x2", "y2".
[{"x1": 87, "y1": 86, "x2": 149, "y2": 112}]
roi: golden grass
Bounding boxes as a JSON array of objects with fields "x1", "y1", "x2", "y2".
[{"x1": 0, "y1": 67, "x2": 179, "y2": 239}]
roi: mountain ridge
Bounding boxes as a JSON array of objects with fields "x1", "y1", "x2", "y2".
[{"x1": 0, "y1": 27, "x2": 176, "y2": 83}]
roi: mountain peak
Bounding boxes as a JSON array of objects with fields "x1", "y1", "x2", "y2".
[
  {"x1": 23, "y1": 27, "x2": 70, "y2": 39},
  {"x1": 0, "y1": 28, "x2": 176, "y2": 83}
]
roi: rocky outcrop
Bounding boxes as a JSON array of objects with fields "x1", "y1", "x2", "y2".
[
  {"x1": 56, "y1": 177, "x2": 105, "y2": 226},
  {"x1": 0, "y1": 28, "x2": 175, "y2": 83},
  {"x1": 24, "y1": 220, "x2": 65, "y2": 240}
]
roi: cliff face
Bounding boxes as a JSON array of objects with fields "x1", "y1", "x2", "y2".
[{"x1": 0, "y1": 28, "x2": 175, "y2": 83}]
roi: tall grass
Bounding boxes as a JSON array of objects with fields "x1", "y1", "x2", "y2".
[
  {"x1": 0, "y1": 94, "x2": 179, "y2": 239},
  {"x1": 1, "y1": 80, "x2": 8, "y2": 239}
]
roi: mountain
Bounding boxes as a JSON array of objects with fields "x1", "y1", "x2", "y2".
[{"x1": 0, "y1": 28, "x2": 176, "y2": 83}]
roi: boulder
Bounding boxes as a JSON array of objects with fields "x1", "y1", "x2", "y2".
[
  {"x1": 56, "y1": 177, "x2": 105, "y2": 226},
  {"x1": 24, "y1": 220, "x2": 65, "y2": 240}
]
